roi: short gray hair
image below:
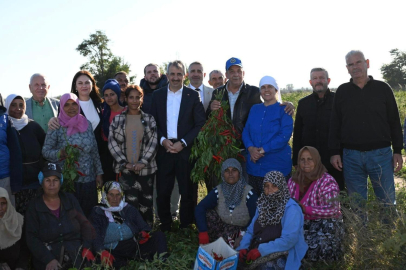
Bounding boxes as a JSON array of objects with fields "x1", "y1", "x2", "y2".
[
  {"x1": 209, "y1": 70, "x2": 224, "y2": 80},
  {"x1": 345, "y1": 50, "x2": 366, "y2": 63},
  {"x1": 310, "y1": 68, "x2": 329, "y2": 80},
  {"x1": 188, "y1": 61, "x2": 204, "y2": 73},
  {"x1": 30, "y1": 73, "x2": 47, "y2": 84},
  {"x1": 167, "y1": 60, "x2": 186, "y2": 75}
]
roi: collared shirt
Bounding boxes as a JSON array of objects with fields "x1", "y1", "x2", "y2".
[
  {"x1": 189, "y1": 83, "x2": 204, "y2": 105},
  {"x1": 31, "y1": 98, "x2": 54, "y2": 132},
  {"x1": 226, "y1": 83, "x2": 243, "y2": 120}
]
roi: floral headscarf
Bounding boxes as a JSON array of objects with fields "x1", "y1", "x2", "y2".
[
  {"x1": 257, "y1": 171, "x2": 291, "y2": 227},
  {"x1": 100, "y1": 181, "x2": 127, "y2": 223}
]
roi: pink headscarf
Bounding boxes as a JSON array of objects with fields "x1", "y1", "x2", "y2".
[{"x1": 58, "y1": 93, "x2": 89, "y2": 136}]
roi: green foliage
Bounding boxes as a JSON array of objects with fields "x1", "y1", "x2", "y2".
[
  {"x1": 76, "y1": 30, "x2": 136, "y2": 89},
  {"x1": 190, "y1": 91, "x2": 243, "y2": 184},
  {"x1": 381, "y1": 49, "x2": 406, "y2": 89}
]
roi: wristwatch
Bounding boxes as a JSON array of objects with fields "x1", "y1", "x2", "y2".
[{"x1": 180, "y1": 140, "x2": 186, "y2": 148}]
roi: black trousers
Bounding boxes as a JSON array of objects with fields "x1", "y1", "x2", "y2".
[{"x1": 156, "y1": 151, "x2": 197, "y2": 231}]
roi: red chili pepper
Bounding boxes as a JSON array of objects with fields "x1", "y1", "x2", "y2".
[
  {"x1": 77, "y1": 171, "x2": 86, "y2": 176},
  {"x1": 74, "y1": 161, "x2": 80, "y2": 166},
  {"x1": 204, "y1": 166, "x2": 208, "y2": 173}
]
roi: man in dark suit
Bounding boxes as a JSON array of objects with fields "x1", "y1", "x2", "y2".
[{"x1": 151, "y1": 60, "x2": 206, "y2": 232}]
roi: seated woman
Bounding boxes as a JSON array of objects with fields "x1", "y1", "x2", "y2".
[
  {"x1": 237, "y1": 171, "x2": 307, "y2": 270},
  {"x1": 5, "y1": 94, "x2": 46, "y2": 214},
  {"x1": 0, "y1": 187, "x2": 29, "y2": 270},
  {"x1": 25, "y1": 163, "x2": 96, "y2": 270},
  {"x1": 89, "y1": 181, "x2": 167, "y2": 269},
  {"x1": 195, "y1": 158, "x2": 258, "y2": 248},
  {"x1": 42, "y1": 93, "x2": 103, "y2": 216},
  {"x1": 242, "y1": 76, "x2": 293, "y2": 196},
  {"x1": 288, "y1": 146, "x2": 343, "y2": 262}
]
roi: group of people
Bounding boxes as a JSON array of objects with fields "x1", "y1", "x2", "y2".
[{"x1": 0, "y1": 49, "x2": 403, "y2": 269}]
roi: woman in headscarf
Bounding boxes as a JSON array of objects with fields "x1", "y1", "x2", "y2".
[
  {"x1": 195, "y1": 158, "x2": 258, "y2": 248},
  {"x1": 242, "y1": 76, "x2": 293, "y2": 196},
  {"x1": 108, "y1": 85, "x2": 157, "y2": 226},
  {"x1": 0, "y1": 187, "x2": 29, "y2": 270},
  {"x1": 89, "y1": 181, "x2": 168, "y2": 269},
  {"x1": 42, "y1": 93, "x2": 103, "y2": 216},
  {"x1": 288, "y1": 146, "x2": 343, "y2": 262},
  {"x1": 5, "y1": 94, "x2": 46, "y2": 214},
  {"x1": 25, "y1": 163, "x2": 95, "y2": 270},
  {"x1": 100, "y1": 79, "x2": 126, "y2": 182},
  {"x1": 237, "y1": 171, "x2": 307, "y2": 270}
]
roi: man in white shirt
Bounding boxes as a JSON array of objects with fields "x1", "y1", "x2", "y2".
[
  {"x1": 187, "y1": 62, "x2": 214, "y2": 111},
  {"x1": 151, "y1": 60, "x2": 206, "y2": 232}
]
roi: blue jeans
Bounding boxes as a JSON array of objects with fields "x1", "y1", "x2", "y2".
[{"x1": 343, "y1": 147, "x2": 395, "y2": 205}]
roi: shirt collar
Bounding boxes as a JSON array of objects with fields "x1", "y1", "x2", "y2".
[
  {"x1": 167, "y1": 84, "x2": 183, "y2": 94},
  {"x1": 226, "y1": 82, "x2": 243, "y2": 94},
  {"x1": 189, "y1": 84, "x2": 203, "y2": 91},
  {"x1": 32, "y1": 97, "x2": 48, "y2": 106}
]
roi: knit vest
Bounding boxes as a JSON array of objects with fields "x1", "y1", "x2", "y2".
[
  {"x1": 216, "y1": 184, "x2": 253, "y2": 227},
  {"x1": 0, "y1": 114, "x2": 10, "y2": 179}
]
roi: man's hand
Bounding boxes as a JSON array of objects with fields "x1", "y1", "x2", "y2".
[
  {"x1": 210, "y1": 100, "x2": 221, "y2": 111},
  {"x1": 162, "y1": 139, "x2": 174, "y2": 152},
  {"x1": 281, "y1": 101, "x2": 295, "y2": 116},
  {"x1": 330, "y1": 155, "x2": 343, "y2": 171},
  {"x1": 48, "y1": 117, "x2": 60, "y2": 131},
  {"x1": 171, "y1": 141, "x2": 184, "y2": 153},
  {"x1": 393, "y1": 153, "x2": 403, "y2": 173}
]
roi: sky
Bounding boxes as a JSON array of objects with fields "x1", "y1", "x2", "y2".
[{"x1": 1, "y1": 0, "x2": 405, "y2": 99}]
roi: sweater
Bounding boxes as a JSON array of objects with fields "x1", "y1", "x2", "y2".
[
  {"x1": 237, "y1": 199, "x2": 308, "y2": 270},
  {"x1": 288, "y1": 172, "x2": 341, "y2": 220},
  {"x1": 329, "y1": 76, "x2": 403, "y2": 155},
  {"x1": 195, "y1": 185, "x2": 258, "y2": 232}
]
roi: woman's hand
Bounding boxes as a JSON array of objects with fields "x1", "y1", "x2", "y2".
[
  {"x1": 133, "y1": 163, "x2": 145, "y2": 172},
  {"x1": 100, "y1": 250, "x2": 115, "y2": 267},
  {"x1": 96, "y1": 175, "x2": 103, "y2": 188},
  {"x1": 48, "y1": 117, "x2": 60, "y2": 131},
  {"x1": 45, "y1": 259, "x2": 61, "y2": 270},
  {"x1": 248, "y1": 147, "x2": 264, "y2": 163},
  {"x1": 198, "y1": 232, "x2": 209, "y2": 245},
  {"x1": 238, "y1": 249, "x2": 248, "y2": 262},
  {"x1": 59, "y1": 148, "x2": 67, "y2": 159}
]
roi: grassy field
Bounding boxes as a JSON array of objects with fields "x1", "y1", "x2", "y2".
[{"x1": 121, "y1": 90, "x2": 406, "y2": 269}]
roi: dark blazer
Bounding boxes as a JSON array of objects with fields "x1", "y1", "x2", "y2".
[{"x1": 150, "y1": 85, "x2": 206, "y2": 158}]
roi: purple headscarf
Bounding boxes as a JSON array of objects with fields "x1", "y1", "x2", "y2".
[{"x1": 58, "y1": 93, "x2": 88, "y2": 136}]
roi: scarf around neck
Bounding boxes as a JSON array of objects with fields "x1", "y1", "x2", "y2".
[
  {"x1": 5, "y1": 94, "x2": 29, "y2": 131},
  {"x1": 0, "y1": 187, "x2": 24, "y2": 250},
  {"x1": 99, "y1": 181, "x2": 127, "y2": 223},
  {"x1": 58, "y1": 93, "x2": 89, "y2": 136},
  {"x1": 257, "y1": 171, "x2": 291, "y2": 227},
  {"x1": 220, "y1": 158, "x2": 246, "y2": 208}
]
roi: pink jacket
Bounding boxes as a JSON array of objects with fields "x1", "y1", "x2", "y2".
[{"x1": 288, "y1": 172, "x2": 341, "y2": 220}]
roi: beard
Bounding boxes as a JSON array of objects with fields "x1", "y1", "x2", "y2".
[{"x1": 147, "y1": 76, "x2": 161, "y2": 85}]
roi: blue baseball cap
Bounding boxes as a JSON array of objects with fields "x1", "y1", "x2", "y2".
[{"x1": 225, "y1": 57, "x2": 243, "y2": 71}]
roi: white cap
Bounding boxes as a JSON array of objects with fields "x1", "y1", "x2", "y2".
[{"x1": 259, "y1": 76, "x2": 279, "y2": 91}]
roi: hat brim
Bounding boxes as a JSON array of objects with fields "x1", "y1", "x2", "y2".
[{"x1": 42, "y1": 171, "x2": 62, "y2": 180}]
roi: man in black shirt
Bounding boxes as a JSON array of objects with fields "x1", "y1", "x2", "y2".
[
  {"x1": 293, "y1": 68, "x2": 344, "y2": 190},
  {"x1": 329, "y1": 50, "x2": 403, "y2": 206}
]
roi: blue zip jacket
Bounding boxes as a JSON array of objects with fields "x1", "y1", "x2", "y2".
[{"x1": 237, "y1": 199, "x2": 308, "y2": 270}]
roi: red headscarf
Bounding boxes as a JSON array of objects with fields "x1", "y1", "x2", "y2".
[
  {"x1": 58, "y1": 93, "x2": 88, "y2": 136},
  {"x1": 292, "y1": 146, "x2": 327, "y2": 192}
]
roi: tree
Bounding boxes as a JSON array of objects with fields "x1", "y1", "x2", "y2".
[
  {"x1": 381, "y1": 49, "x2": 406, "y2": 89},
  {"x1": 76, "y1": 30, "x2": 135, "y2": 89}
]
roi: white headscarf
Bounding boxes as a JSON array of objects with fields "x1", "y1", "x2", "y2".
[
  {"x1": 259, "y1": 76, "x2": 282, "y2": 103},
  {"x1": 100, "y1": 181, "x2": 128, "y2": 223},
  {"x1": 5, "y1": 94, "x2": 29, "y2": 131},
  {"x1": 0, "y1": 187, "x2": 24, "y2": 250}
]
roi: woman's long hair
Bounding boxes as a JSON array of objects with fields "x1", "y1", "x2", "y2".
[{"x1": 70, "y1": 70, "x2": 102, "y2": 104}]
